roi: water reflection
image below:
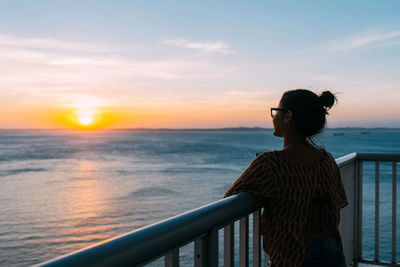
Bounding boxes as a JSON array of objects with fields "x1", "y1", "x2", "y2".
[
  {"x1": 2, "y1": 129, "x2": 399, "y2": 266},
  {"x1": 55, "y1": 160, "x2": 115, "y2": 253}
]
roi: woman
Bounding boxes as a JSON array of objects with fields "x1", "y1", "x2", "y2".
[{"x1": 224, "y1": 89, "x2": 348, "y2": 267}]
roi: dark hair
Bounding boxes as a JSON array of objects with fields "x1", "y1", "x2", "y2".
[{"x1": 280, "y1": 89, "x2": 337, "y2": 138}]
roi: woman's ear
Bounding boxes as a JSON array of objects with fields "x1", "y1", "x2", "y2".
[{"x1": 284, "y1": 110, "x2": 293, "y2": 123}]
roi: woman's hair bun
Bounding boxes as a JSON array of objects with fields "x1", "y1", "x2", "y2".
[{"x1": 319, "y1": 91, "x2": 337, "y2": 110}]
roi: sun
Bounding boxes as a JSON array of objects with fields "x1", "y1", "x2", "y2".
[
  {"x1": 75, "y1": 109, "x2": 96, "y2": 126},
  {"x1": 54, "y1": 95, "x2": 119, "y2": 130},
  {"x1": 77, "y1": 114, "x2": 94, "y2": 126}
]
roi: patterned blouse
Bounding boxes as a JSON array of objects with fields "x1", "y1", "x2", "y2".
[{"x1": 224, "y1": 150, "x2": 348, "y2": 267}]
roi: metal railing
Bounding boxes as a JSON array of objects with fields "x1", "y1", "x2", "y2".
[
  {"x1": 37, "y1": 153, "x2": 400, "y2": 267},
  {"x1": 36, "y1": 192, "x2": 262, "y2": 267},
  {"x1": 337, "y1": 153, "x2": 400, "y2": 267}
]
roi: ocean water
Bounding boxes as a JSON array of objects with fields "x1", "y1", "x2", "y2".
[{"x1": 0, "y1": 129, "x2": 399, "y2": 266}]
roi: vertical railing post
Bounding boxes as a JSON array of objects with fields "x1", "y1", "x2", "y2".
[
  {"x1": 194, "y1": 237, "x2": 207, "y2": 267},
  {"x1": 355, "y1": 160, "x2": 363, "y2": 266},
  {"x1": 253, "y1": 210, "x2": 261, "y2": 267},
  {"x1": 240, "y1": 215, "x2": 249, "y2": 267},
  {"x1": 392, "y1": 162, "x2": 397, "y2": 264},
  {"x1": 224, "y1": 223, "x2": 234, "y2": 267},
  {"x1": 165, "y1": 248, "x2": 179, "y2": 267},
  {"x1": 207, "y1": 230, "x2": 219, "y2": 267},
  {"x1": 374, "y1": 161, "x2": 380, "y2": 261},
  {"x1": 194, "y1": 230, "x2": 218, "y2": 267}
]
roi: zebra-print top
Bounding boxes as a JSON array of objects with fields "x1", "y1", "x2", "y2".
[{"x1": 224, "y1": 150, "x2": 348, "y2": 267}]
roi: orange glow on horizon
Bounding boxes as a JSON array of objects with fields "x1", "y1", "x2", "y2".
[
  {"x1": 43, "y1": 103, "x2": 272, "y2": 130},
  {"x1": 54, "y1": 109, "x2": 120, "y2": 130},
  {"x1": 4, "y1": 97, "x2": 397, "y2": 130}
]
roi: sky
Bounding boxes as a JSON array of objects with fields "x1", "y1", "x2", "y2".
[{"x1": 0, "y1": 0, "x2": 399, "y2": 129}]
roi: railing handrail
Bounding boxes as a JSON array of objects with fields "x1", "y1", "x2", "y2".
[
  {"x1": 357, "y1": 153, "x2": 400, "y2": 162},
  {"x1": 36, "y1": 192, "x2": 261, "y2": 267},
  {"x1": 334, "y1": 152, "x2": 400, "y2": 167},
  {"x1": 36, "y1": 152, "x2": 400, "y2": 267},
  {"x1": 335, "y1": 152, "x2": 357, "y2": 168},
  {"x1": 336, "y1": 152, "x2": 400, "y2": 266}
]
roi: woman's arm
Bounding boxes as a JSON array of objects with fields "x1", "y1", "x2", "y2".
[{"x1": 224, "y1": 153, "x2": 275, "y2": 201}]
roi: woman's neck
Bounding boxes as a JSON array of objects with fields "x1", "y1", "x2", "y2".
[{"x1": 282, "y1": 134, "x2": 306, "y2": 149}]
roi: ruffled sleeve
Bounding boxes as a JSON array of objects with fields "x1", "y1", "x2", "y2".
[{"x1": 223, "y1": 153, "x2": 276, "y2": 201}]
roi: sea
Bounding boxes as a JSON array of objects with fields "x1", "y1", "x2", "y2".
[{"x1": 0, "y1": 128, "x2": 399, "y2": 266}]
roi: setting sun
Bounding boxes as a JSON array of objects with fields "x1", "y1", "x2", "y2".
[
  {"x1": 50, "y1": 96, "x2": 120, "y2": 130},
  {"x1": 52, "y1": 104, "x2": 121, "y2": 130},
  {"x1": 75, "y1": 110, "x2": 96, "y2": 126},
  {"x1": 78, "y1": 116, "x2": 93, "y2": 126}
]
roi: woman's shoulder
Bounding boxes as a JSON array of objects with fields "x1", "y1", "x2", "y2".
[
  {"x1": 266, "y1": 147, "x2": 335, "y2": 165},
  {"x1": 256, "y1": 150, "x2": 280, "y2": 160},
  {"x1": 253, "y1": 151, "x2": 281, "y2": 167},
  {"x1": 256, "y1": 148, "x2": 336, "y2": 168}
]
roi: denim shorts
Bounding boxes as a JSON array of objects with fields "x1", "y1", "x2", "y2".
[{"x1": 265, "y1": 237, "x2": 347, "y2": 267}]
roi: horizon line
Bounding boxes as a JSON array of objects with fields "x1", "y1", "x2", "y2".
[{"x1": 0, "y1": 126, "x2": 399, "y2": 131}]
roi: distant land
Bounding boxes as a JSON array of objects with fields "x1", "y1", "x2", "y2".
[
  {"x1": 109, "y1": 127, "x2": 400, "y2": 131},
  {"x1": 0, "y1": 127, "x2": 399, "y2": 131}
]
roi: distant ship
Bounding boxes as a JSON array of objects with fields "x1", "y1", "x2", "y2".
[
  {"x1": 333, "y1": 132, "x2": 344, "y2": 136},
  {"x1": 361, "y1": 131, "x2": 370, "y2": 135}
]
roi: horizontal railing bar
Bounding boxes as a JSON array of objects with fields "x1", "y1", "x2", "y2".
[
  {"x1": 335, "y1": 153, "x2": 400, "y2": 168},
  {"x1": 36, "y1": 193, "x2": 261, "y2": 267},
  {"x1": 358, "y1": 153, "x2": 400, "y2": 162},
  {"x1": 358, "y1": 259, "x2": 400, "y2": 267},
  {"x1": 336, "y1": 152, "x2": 358, "y2": 168}
]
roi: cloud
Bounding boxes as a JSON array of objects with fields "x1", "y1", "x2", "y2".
[
  {"x1": 161, "y1": 38, "x2": 234, "y2": 54},
  {"x1": 0, "y1": 34, "x2": 238, "y2": 108},
  {"x1": 0, "y1": 35, "x2": 117, "y2": 53},
  {"x1": 315, "y1": 29, "x2": 400, "y2": 53}
]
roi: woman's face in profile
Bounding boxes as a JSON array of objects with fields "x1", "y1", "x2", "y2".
[{"x1": 272, "y1": 100, "x2": 285, "y2": 137}]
